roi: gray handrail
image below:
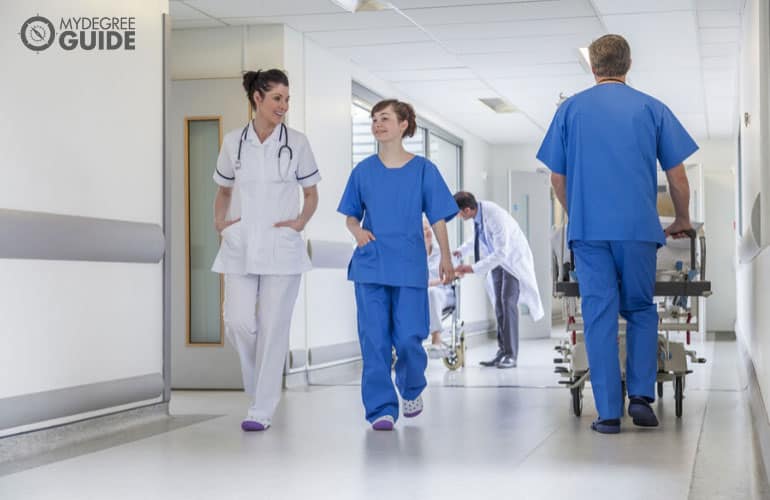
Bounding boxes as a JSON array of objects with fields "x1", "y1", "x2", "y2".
[{"x1": 0, "y1": 209, "x2": 164, "y2": 263}]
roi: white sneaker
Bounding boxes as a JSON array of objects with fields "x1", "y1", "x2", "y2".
[{"x1": 403, "y1": 395, "x2": 423, "y2": 418}]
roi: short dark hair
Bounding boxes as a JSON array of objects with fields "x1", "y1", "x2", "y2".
[
  {"x1": 589, "y1": 34, "x2": 631, "y2": 78},
  {"x1": 454, "y1": 191, "x2": 477, "y2": 211},
  {"x1": 242, "y1": 69, "x2": 289, "y2": 110},
  {"x1": 371, "y1": 99, "x2": 417, "y2": 138}
]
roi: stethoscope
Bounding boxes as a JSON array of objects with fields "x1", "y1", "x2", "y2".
[{"x1": 234, "y1": 121, "x2": 293, "y2": 181}]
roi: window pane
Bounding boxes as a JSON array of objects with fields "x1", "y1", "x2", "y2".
[
  {"x1": 352, "y1": 103, "x2": 376, "y2": 167},
  {"x1": 404, "y1": 127, "x2": 426, "y2": 156},
  {"x1": 187, "y1": 119, "x2": 222, "y2": 344},
  {"x1": 428, "y1": 133, "x2": 461, "y2": 246}
]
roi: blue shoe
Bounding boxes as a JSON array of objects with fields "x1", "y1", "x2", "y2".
[
  {"x1": 591, "y1": 418, "x2": 621, "y2": 434},
  {"x1": 628, "y1": 397, "x2": 659, "y2": 427}
]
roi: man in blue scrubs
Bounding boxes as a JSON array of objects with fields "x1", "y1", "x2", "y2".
[{"x1": 537, "y1": 34, "x2": 697, "y2": 434}]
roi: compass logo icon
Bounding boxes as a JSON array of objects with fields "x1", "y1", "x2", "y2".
[{"x1": 20, "y1": 15, "x2": 55, "y2": 52}]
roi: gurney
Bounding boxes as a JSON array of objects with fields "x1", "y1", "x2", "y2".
[{"x1": 551, "y1": 220, "x2": 711, "y2": 418}]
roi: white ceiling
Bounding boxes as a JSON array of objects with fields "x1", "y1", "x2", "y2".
[{"x1": 170, "y1": 0, "x2": 743, "y2": 145}]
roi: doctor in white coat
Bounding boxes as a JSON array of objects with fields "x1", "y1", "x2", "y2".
[
  {"x1": 212, "y1": 69, "x2": 321, "y2": 431},
  {"x1": 453, "y1": 191, "x2": 543, "y2": 368}
]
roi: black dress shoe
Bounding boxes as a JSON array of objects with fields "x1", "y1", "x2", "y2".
[
  {"x1": 496, "y1": 355, "x2": 516, "y2": 369},
  {"x1": 480, "y1": 351, "x2": 504, "y2": 367}
]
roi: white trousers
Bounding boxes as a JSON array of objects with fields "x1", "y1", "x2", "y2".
[
  {"x1": 223, "y1": 273, "x2": 301, "y2": 423},
  {"x1": 428, "y1": 286, "x2": 455, "y2": 334}
]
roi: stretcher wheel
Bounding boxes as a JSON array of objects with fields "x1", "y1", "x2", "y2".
[
  {"x1": 674, "y1": 376, "x2": 684, "y2": 418},
  {"x1": 657, "y1": 381, "x2": 664, "y2": 398},
  {"x1": 571, "y1": 386, "x2": 583, "y2": 416}
]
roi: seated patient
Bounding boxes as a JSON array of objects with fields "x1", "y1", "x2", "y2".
[{"x1": 424, "y1": 218, "x2": 455, "y2": 359}]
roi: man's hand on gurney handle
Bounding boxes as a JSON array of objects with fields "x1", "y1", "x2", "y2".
[
  {"x1": 664, "y1": 218, "x2": 694, "y2": 240},
  {"x1": 454, "y1": 264, "x2": 474, "y2": 278}
]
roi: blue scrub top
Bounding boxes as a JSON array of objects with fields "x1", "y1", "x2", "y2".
[
  {"x1": 337, "y1": 154, "x2": 458, "y2": 288},
  {"x1": 536, "y1": 83, "x2": 698, "y2": 246}
]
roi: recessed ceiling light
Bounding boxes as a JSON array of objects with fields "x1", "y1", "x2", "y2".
[
  {"x1": 331, "y1": 0, "x2": 391, "y2": 12},
  {"x1": 479, "y1": 97, "x2": 518, "y2": 114},
  {"x1": 577, "y1": 47, "x2": 591, "y2": 73}
]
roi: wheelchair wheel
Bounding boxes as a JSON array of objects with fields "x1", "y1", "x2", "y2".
[{"x1": 442, "y1": 338, "x2": 465, "y2": 371}]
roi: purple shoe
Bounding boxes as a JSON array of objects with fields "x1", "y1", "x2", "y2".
[
  {"x1": 241, "y1": 420, "x2": 269, "y2": 432},
  {"x1": 403, "y1": 395, "x2": 423, "y2": 418},
  {"x1": 372, "y1": 415, "x2": 394, "y2": 431}
]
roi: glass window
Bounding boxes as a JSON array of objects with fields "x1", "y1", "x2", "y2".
[
  {"x1": 352, "y1": 103, "x2": 376, "y2": 168},
  {"x1": 404, "y1": 127, "x2": 426, "y2": 157},
  {"x1": 186, "y1": 118, "x2": 223, "y2": 345},
  {"x1": 428, "y1": 133, "x2": 461, "y2": 246}
]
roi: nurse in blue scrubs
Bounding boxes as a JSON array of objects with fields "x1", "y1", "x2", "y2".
[
  {"x1": 537, "y1": 34, "x2": 697, "y2": 434},
  {"x1": 338, "y1": 99, "x2": 458, "y2": 431}
]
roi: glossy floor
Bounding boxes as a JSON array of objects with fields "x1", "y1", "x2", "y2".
[{"x1": 0, "y1": 335, "x2": 767, "y2": 500}]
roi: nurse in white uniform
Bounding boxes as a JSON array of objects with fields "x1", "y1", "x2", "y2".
[{"x1": 211, "y1": 69, "x2": 321, "y2": 432}]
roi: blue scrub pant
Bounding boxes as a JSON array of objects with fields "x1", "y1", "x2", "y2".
[
  {"x1": 572, "y1": 241, "x2": 658, "y2": 420},
  {"x1": 354, "y1": 283, "x2": 429, "y2": 422}
]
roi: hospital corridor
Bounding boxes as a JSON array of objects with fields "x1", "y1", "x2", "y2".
[{"x1": 1, "y1": 1, "x2": 769, "y2": 499}]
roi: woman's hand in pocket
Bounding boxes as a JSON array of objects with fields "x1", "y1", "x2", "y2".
[
  {"x1": 354, "y1": 228, "x2": 376, "y2": 248},
  {"x1": 215, "y1": 218, "x2": 241, "y2": 235}
]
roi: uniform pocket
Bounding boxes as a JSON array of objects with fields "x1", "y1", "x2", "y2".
[{"x1": 220, "y1": 221, "x2": 243, "y2": 252}]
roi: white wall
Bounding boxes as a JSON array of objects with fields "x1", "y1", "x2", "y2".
[
  {"x1": 486, "y1": 145, "x2": 552, "y2": 337},
  {"x1": 689, "y1": 140, "x2": 738, "y2": 332},
  {"x1": 735, "y1": 0, "x2": 770, "y2": 420},
  {"x1": 0, "y1": 1, "x2": 165, "y2": 402}
]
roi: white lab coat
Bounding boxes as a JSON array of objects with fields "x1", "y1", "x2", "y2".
[
  {"x1": 457, "y1": 200, "x2": 544, "y2": 321},
  {"x1": 211, "y1": 122, "x2": 321, "y2": 275}
]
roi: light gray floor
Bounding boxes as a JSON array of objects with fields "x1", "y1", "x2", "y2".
[{"x1": 0, "y1": 334, "x2": 767, "y2": 500}]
